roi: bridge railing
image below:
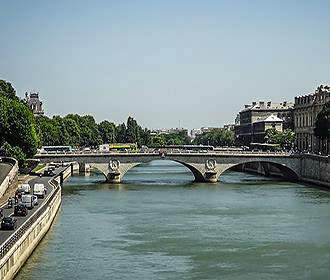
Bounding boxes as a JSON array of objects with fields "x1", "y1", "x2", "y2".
[
  {"x1": 0, "y1": 175, "x2": 61, "y2": 262},
  {"x1": 36, "y1": 150, "x2": 290, "y2": 156}
]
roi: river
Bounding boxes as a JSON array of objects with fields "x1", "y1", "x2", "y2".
[{"x1": 15, "y1": 160, "x2": 330, "y2": 280}]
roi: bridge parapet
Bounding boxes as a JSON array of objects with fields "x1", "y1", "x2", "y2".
[{"x1": 34, "y1": 152, "x2": 301, "y2": 183}]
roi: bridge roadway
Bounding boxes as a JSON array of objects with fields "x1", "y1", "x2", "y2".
[
  {"x1": 35, "y1": 151, "x2": 301, "y2": 183},
  {"x1": 0, "y1": 163, "x2": 13, "y2": 186},
  {"x1": 0, "y1": 166, "x2": 66, "y2": 245}
]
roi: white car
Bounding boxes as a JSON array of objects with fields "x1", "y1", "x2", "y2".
[
  {"x1": 21, "y1": 194, "x2": 34, "y2": 210},
  {"x1": 34, "y1": 184, "x2": 46, "y2": 198},
  {"x1": 19, "y1": 184, "x2": 31, "y2": 194}
]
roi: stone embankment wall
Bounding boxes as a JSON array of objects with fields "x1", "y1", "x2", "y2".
[
  {"x1": 300, "y1": 154, "x2": 330, "y2": 187},
  {"x1": 0, "y1": 158, "x2": 18, "y2": 197},
  {"x1": 0, "y1": 165, "x2": 73, "y2": 280}
]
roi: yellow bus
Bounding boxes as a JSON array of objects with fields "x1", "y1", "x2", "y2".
[{"x1": 109, "y1": 143, "x2": 138, "y2": 152}]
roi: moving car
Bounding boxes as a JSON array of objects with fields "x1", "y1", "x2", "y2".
[
  {"x1": 14, "y1": 204, "x2": 28, "y2": 216},
  {"x1": 43, "y1": 169, "x2": 55, "y2": 176},
  {"x1": 1, "y1": 217, "x2": 17, "y2": 230},
  {"x1": 21, "y1": 194, "x2": 34, "y2": 210},
  {"x1": 34, "y1": 184, "x2": 46, "y2": 198},
  {"x1": 19, "y1": 184, "x2": 31, "y2": 194},
  {"x1": 15, "y1": 188, "x2": 25, "y2": 199}
]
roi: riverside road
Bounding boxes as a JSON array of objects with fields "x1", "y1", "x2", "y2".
[{"x1": 0, "y1": 166, "x2": 66, "y2": 245}]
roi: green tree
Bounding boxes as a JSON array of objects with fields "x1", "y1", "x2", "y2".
[
  {"x1": 0, "y1": 142, "x2": 27, "y2": 168},
  {"x1": 35, "y1": 115, "x2": 60, "y2": 146},
  {"x1": 0, "y1": 80, "x2": 17, "y2": 100},
  {"x1": 193, "y1": 128, "x2": 235, "y2": 146},
  {"x1": 265, "y1": 128, "x2": 295, "y2": 149},
  {"x1": 150, "y1": 134, "x2": 166, "y2": 147},
  {"x1": 98, "y1": 120, "x2": 116, "y2": 143},
  {"x1": 116, "y1": 123, "x2": 127, "y2": 143},
  {"x1": 0, "y1": 96, "x2": 40, "y2": 157}
]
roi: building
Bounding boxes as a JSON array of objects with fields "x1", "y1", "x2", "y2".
[
  {"x1": 252, "y1": 115, "x2": 283, "y2": 143},
  {"x1": 150, "y1": 128, "x2": 188, "y2": 136},
  {"x1": 235, "y1": 100, "x2": 294, "y2": 146},
  {"x1": 25, "y1": 92, "x2": 44, "y2": 115},
  {"x1": 294, "y1": 85, "x2": 330, "y2": 152},
  {"x1": 223, "y1": 124, "x2": 235, "y2": 132}
]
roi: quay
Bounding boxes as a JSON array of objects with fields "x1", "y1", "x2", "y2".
[{"x1": 0, "y1": 164, "x2": 75, "y2": 280}]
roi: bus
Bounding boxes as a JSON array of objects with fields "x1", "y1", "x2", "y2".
[
  {"x1": 108, "y1": 143, "x2": 138, "y2": 152},
  {"x1": 249, "y1": 143, "x2": 281, "y2": 152},
  {"x1": 40, "y1": 146, "x2": 72, "y2": 153}
]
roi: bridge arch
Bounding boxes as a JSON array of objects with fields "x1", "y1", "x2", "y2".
[
  {"x1": 219, "y1": 160, "x2": 300, "y2": 181},
  {"x1": 118, "y1": 159, "x2": 205, "y2": 183}
]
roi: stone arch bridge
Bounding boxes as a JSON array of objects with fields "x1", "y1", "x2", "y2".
[{"x1": 35, "y1": 152, "x2": 302, "y2": 183}]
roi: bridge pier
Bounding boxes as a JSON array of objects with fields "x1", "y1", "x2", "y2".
[{"x1": 106, "y1": 171, "x2": 121, "y2": 184}]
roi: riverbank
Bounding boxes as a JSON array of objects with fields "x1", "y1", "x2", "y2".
[{"x1": 0, "y1": 163, "x2": 77, "y2": 280}]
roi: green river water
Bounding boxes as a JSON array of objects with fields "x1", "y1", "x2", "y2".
[{"x1": 15, "y1": 160, "x2": 330, "y2": 280}]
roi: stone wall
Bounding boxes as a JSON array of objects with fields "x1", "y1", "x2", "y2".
[
  {"x1": 0, "y1": 158, "x2": 18, "y2": 198},
  {"x1": 300, "y1": 154, "x2": 330, "y2": 187},
  {"x1": 0, "y1": 165, "x2": 73, "y2": 280}
]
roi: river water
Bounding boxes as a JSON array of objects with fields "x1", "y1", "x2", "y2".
[{"x1": 15, "y1": 160, "x2": 330, "y2": 280}]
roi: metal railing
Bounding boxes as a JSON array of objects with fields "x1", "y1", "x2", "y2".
[{"x1": 0, "y1": 174, "x2": 62, "y2": 262}]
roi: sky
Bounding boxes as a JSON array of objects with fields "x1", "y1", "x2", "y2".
[{"x1": 1, "y1": 0, "x2": 330, "y2": 129}]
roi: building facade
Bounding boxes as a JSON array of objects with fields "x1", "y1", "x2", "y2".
[
  {"x1": 235, "y1": 101, "x2": 294, "y2": 146},
  {"x1": 25, "y1": 92, "x2": 44, "y2": 115},
  {"x1": 294, "y1": 85, "x2": 330, "y2": 152}
]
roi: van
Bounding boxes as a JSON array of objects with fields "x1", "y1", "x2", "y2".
[
  {"x1": 19, "y1": 184, "x2": 31, "y2": 194},
  {"x1": 21, "y1": 195, "x2": 34, "y2": 210},
  {"x1": 34, "y1": 184, "x2": 46, "y2": 198}
]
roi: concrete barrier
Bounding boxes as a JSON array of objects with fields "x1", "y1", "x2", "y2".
[{"x1": 0, "y1": 158, "x2": 18, "y2": 198}]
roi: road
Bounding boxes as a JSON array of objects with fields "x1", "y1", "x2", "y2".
[
  {"x1": 0, "y1": 166, "x2": 66, "y2": 245},
  {"x1": 0, "y1": 163, "x2": 13, "y2": 186}
]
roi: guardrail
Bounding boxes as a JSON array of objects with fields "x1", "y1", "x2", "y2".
[{"x1": 0, "y1": 173, "x2": 62, "y2": 261}]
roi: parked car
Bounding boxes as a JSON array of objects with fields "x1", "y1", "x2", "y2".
[
  {"x1": 14, "y1": 204, "x2": 28, "y2": 216},
  {"x1": 1, "y1": 217, "x2": 17, "y2": 230}
]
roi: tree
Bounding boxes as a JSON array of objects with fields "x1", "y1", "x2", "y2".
[
  {"x1": 150, "y1": 134, "x2": 166, "y2": 147},
  {"x1": 116, "y1": 123, "x2": 127, "y2": 143},
  {"x1": 98, "y1": 120, "x2": 116, "y2": 143},
  {"x1": 0, "y1": 142, "x2": 26, "y2": 168},
  {"x1": 0, "y1": 96, "x2": 40, "y2": 157},
  {"x1": 65, "y1": 114, "x2": 102, "y2": 147},
  {"x1": 0, "y1": 80, "x2": 17, "y2": 100},
  {"x1": 193, "y1": 128, "x2": 235, "y2": 146},
  {"x1": 35, "y1": 115, "x2": 60, "y2": 146},
  {"x1": 265, "y1": 128, "x2": 295, "y2": 149}
]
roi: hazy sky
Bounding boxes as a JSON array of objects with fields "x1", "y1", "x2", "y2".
[{"x1": 1, "y1": 0, "x2": 330, "y2": 129}]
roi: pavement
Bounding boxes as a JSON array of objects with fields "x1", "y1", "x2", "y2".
[
  {"x1": 0, "y1": 163, "x2": 13, "y2": 186},
  {"x1": 0, "y1": 166, "x2": 67, "y2": 245}
]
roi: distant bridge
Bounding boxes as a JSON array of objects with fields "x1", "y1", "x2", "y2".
[{"x1": 35, "y1": 151, "x2": 301, "y2": 183}]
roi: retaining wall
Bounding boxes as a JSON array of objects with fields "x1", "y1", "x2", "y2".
[
  {"x1": 300, "y1": 155, "x2": 330, "y2": 187},
  {"x1": 0, "y1": 165, "x2": 72, "y2": 280},
  {"x1": 0, "y1": 158, "x2": 18, "y2": 198}
]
